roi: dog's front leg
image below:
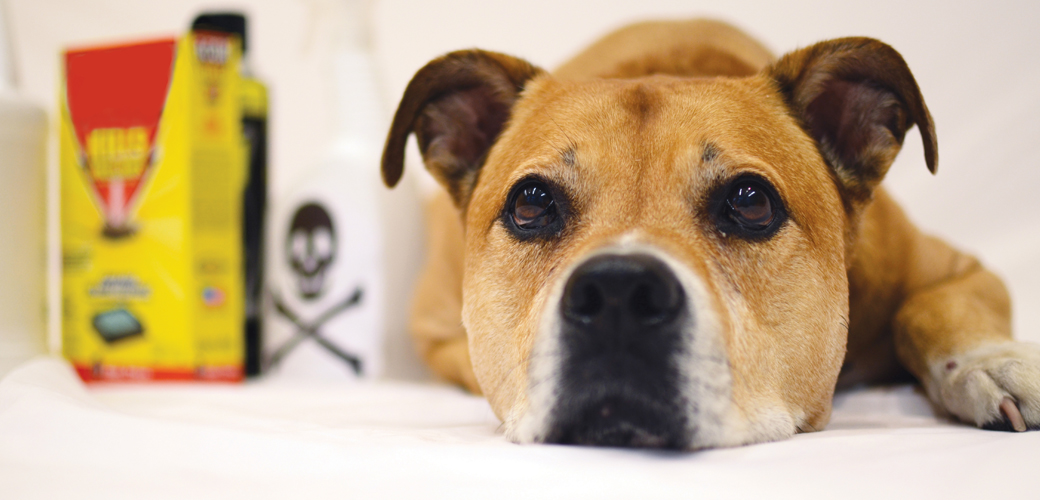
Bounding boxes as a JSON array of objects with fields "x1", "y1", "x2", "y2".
[
  {"x1": 410, "y1": 191, "x2": 482, "y2": 394},
  {"x1": 892, "y1": 232, "x2": 1040, "y2": 431}
]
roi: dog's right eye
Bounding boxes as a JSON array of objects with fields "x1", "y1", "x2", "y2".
[{"x1": 510, "y1": 182, "x2": 557, "y2": 230}]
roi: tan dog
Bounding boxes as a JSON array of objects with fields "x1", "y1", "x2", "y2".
[{"x1": 382, "y1": 19, "x2": 1040, "y2": 449}]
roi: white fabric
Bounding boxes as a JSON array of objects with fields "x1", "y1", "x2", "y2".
[{"x1": 1, "y1": 356, "x2": 1037, "y2": 499}]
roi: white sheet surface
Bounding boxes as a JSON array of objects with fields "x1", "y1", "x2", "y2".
[{"x1": 1, "y1": 357, "x2": 1036, "y2": 499}]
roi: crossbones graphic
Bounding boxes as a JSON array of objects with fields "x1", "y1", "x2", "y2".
[{"x1": 267, "y1": 287, "x2": 365, "y2": 375}]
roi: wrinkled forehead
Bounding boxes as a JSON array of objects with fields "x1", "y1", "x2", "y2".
[{"x1": 471, "y1": 74, "x2": 838, "y2": 223}]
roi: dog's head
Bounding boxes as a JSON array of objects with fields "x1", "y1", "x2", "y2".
[{"x1": 383, "y1": 38, "x2": 935, "y2": 449}]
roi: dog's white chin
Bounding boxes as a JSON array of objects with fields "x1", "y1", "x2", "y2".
[{"x1": 505, "y1": 238, "x2": 800, "y2": 450}]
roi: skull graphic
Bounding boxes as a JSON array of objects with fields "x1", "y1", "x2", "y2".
[{"x1": 287, "y1": 202, "x2": 336, "y2": 300}]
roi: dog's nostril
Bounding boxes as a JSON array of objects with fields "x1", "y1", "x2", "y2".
[
  {"x1": 630, "y1": 283, "x2": 664, "y2": 322},
  {"x1": 630, "y1": 277, "x2": 684, "y2": 325},
  {"x1": 571, "y1": 283, "x2": 604, "y2": 319}
]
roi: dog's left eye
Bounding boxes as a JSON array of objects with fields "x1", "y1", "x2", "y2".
[
  {"x1": 726, "y1": 182, "x2": 774, "y2": 228},
  {"x1": 712, "y1": 176, "x2": 785, "y2": 239},
  {"x1": 510, "y1": 182, "x2": 557, "y2": 230}
]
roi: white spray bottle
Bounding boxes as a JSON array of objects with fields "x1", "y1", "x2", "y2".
[{"x1": 264, "y1": 0, "x2": 388, "y2": 380}]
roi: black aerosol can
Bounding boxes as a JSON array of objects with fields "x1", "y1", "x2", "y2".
[{"x1": 192, "y1": 13, "x2": 268, "y2": 377}]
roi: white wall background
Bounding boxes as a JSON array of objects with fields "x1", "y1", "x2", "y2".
[{"x1": 6, "y1": 0, "x2": 1040, "y2": 378}]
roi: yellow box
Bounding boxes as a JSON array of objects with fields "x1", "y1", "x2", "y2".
[{"x1": 60, "y1": 33, "x2": 246, "y2": 382}]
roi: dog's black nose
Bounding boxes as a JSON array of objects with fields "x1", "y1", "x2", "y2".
[
  {"x1": 548, "y1": 253, "x2": 690, "y2": 449},
  {"x1": 562, "y1": 253, "x2": 684, "y2": 329}
]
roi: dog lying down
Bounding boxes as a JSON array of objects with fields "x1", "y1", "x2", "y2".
[{"x1": 381, "y1": 19, "x2": 1040, "y2": 449}]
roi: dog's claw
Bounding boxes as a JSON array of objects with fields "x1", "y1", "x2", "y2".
[{"x1": 999, "y1": 397, "x2": 1027, "y2": 432}]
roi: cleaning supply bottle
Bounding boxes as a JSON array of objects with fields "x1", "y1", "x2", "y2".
[
  {"x1": 0, "y1": 4, "x2": 48, "y2": 376},
  {"x1": 264, "y1": 0, "x2": 386, "y2": 380},
  {"x1": 191, "y1": 13, "x2": 269, "y2": 377}
]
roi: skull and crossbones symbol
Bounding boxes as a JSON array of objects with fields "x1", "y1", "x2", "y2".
[
  {"x1": 267, "y1": 202, "x2": 365, "y2": 375},
  {"x1": 287, "y1": 202, "x2": 336, "y2": 299}
]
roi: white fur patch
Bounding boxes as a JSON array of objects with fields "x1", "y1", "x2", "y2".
[{"x1": 508, "y1": 266, "x2": 568, "y2": 443}]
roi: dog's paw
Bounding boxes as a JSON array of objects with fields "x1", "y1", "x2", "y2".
[{"x1": 932, "y1": 342, "x2": 1040, "y2": 432}]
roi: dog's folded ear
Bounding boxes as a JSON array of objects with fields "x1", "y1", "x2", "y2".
[
  {"x1": 382, "y1": 50, "x2": 545, "y2": 210},
  {"x1": 768, "y1": 38, "x2": 937, "y2": 205}
]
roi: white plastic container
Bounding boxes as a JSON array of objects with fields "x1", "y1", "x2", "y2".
[
  {"x1": 263, "y1": 0, "x2": 387, "y2": 380},
  {"x1": 0, "y1": 5, "x2": 47, "y2": 377}
]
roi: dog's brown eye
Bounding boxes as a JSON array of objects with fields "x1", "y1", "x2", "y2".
[
  {"x1": 726, "y1": 182, "x2": 774, "y2": 229},
  {"x1": 511, "y1": 183, "x2": 557, "y2": 229},
  {"x1": 710, "y1": 176, "x2": 785, "y2": 240}
]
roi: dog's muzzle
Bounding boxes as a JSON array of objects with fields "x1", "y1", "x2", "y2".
[{"x1": 545, "y1": 253, "x2": 690, "y2": 449}]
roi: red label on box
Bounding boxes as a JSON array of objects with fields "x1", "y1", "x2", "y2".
[{"x1": 65, "y1": 39, "x2": 176, "y2": 233}]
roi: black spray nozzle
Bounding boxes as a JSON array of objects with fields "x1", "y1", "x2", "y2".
[{"x1": 191, "y1": 12, "x2": 248, "y2": 53}]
